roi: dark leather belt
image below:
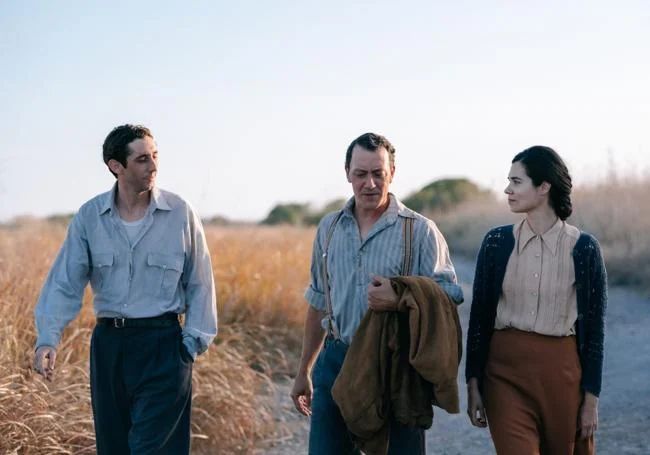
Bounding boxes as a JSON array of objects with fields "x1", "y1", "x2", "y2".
[{"x1": 97, "y1": 313, "x2": 179, "y2": 328}]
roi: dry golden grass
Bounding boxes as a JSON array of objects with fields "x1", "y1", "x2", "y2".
[
  {"x1": 571, "y1": 179, "x2": 650, "y2": 291},
  {"x1": 0, "y1": 223, "x2": 314, "y2": 454},
  {"x1": 1, "y1": 178, "x2": 646, "y2": 453},
  {"x1": 208, "y1": 226, "x2": 313, "y2": 329}
]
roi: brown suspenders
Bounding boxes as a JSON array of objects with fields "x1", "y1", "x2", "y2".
[
  {"x1": 321, "y1": 212, "x2": 414, "y2": 340},
  {"x1": 401, "y1": 216, "x2": 414, "y2": 277},
  {"x1": 321, "y1": 211, "x2": 344, "y2": 339}
]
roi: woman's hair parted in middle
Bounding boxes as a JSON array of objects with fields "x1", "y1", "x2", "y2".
[{"x1": 512, "y1": 145, "x2": 573, "y2": 220}]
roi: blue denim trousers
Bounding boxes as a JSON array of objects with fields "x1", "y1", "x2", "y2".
[{"x1": 309, "y1": 337, "x2": 426, "y2": 455}]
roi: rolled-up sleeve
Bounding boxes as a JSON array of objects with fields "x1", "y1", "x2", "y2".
[
  {"x1": 181, "y1": 207, "x2": 217, "y2": 360},
  {"x1": 419, "y1": 220, "x2": 464, "y2": 304},
  {"x1": 34, "y1": 213, "x2": 91, "y2": 349},
  {"x1": 304, "y1": 224, "x2": 327, "y2": 311}
]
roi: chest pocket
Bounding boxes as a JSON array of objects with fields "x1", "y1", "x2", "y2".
[
  {"x1": 146, "y1": 253, "x2": 184, "y2": 299},
  {"x1": 91, "y1": 252, "x2": 114, "y2": 292}
]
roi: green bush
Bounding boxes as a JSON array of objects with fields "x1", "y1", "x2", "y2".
[{"x1": 403, "y1": 178, "x2": 490, "y2": 214}]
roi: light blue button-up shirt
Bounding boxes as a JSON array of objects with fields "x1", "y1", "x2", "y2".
[
  {"x1": 305, "y1": 194, "x2": 463, "y2": 345},
  {"x1": 34, "y1": 185, "x2": 218, "y2": 359}
]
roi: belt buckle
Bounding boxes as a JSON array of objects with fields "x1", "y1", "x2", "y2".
[{"x1": 114, "y1": 318, "x2": 126, "y2": 328}]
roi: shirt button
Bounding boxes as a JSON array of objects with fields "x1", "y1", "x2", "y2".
[
  {"x1": 535, "y1": 253, "x2": 541, "y2": 258},
  {"x1": 534, "y1": 273, "x2": 539, "y2": 278},
  {"x1": 532, "y1": 291, "x2": 537, "y2": 296},
  {"x1": 530, "y1": 310, "x2": 535, "y2": 315}
]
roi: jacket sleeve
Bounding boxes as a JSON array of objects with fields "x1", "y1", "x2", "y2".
[
  {"x1": 580, "y1": 237, "x2": 608, "y2": 397},
  {"x1": 465, "y1": 232, "x2": 490, "y2": 384}
]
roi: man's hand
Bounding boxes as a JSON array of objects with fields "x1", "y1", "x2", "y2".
[
  {"x1": 367, "y1": 274, "x2": 399, "y2": 312},
  {"x1": 578, "y1": 392, "x2": 599, "y2": 439},
  {"x1": 290, "y1": 372, "x2": 313, "y2": 416},
  {"x1": 34, "y1": 346, "x2": 57, "y2": 381},
  {"x1": 467, "y1": 378, "x2": 488, "y2": 428}
]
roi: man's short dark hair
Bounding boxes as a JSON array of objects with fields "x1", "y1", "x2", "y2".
[
  {"x1": 102, "y1": 124, "x2": 153, "y2": 177},
  {"x1": 345, "y1": 132, "x2": 396, "y2": 170}
]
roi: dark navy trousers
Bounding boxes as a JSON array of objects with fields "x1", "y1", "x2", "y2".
[
  {"x1": 309, "y1": 338, "x2": 426, "y2": 455},
  {"x1": 90, "y1": 322, "x2": 193, "y2": 455}
]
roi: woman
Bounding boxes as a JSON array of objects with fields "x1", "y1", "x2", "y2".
[{"x1": 465, "y1": 146, "x2": 607, "y2": 454}]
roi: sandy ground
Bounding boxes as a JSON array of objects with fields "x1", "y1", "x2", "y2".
[{"x1": 259, "y1": 257, "x2": 650, "y2": 454}]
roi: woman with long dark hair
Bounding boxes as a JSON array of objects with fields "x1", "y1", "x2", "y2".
[{"x1": 465, "y1": 146, "x2": 607, "y2": 454}]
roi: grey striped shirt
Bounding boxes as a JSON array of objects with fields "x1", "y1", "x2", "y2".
[
  {"x1": 305, "y1": 194, "x2": 463, "y2": 344},
  {"x1": 34, "y1": 184, "x2": 217, "y2": 359}
]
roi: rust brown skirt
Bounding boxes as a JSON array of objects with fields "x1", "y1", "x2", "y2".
[{"x1": 484, "y1": 329, "x2": 594, "y2": 455}]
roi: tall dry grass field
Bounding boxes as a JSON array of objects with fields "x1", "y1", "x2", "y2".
[
  {"x1": 571, "y1": 179, "x2": 650, "y2": 292},
  {"x1": 0, "y1": 223, "x2": 314, "y2": 454},
  {"x1": 1, "y1": 179, "x2": 647, "y2": 453}
]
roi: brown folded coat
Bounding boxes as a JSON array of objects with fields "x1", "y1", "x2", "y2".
[{"x1": 331, "y1": 276, "x2": 462, "y2": 455}]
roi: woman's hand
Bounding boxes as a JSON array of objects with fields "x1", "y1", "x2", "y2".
[
  {"x1": 578, "y1": 392, "x2": 599, "y2": 439},
  {"x1": 467, "y1": 378, "x2": 488, "y2": 428}
]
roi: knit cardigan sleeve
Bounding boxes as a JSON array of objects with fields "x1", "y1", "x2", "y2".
[
  {"x1": 465, "y1": 231, "x2": 493, "y2": 384},
  {"x1": 579, "y1": 235, "x2": 608, "y2": 397},
  {"x1": 465, "y1": 226, "x2": 513, "y2": 386}
]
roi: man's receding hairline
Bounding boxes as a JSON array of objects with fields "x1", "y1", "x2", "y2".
[
  {"x1": 124, "y1": 135, "x2": 156, "y2": 159},
  {"x1": 347, "y1": 145, "x2": 393, "y2": 172}
]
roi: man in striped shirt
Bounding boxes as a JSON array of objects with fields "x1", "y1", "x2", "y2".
[{"x1": 290, "y1": 132, "x2": 463, "y2": 454}]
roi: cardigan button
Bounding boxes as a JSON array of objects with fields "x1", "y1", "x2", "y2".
[{"x1": 577, "y1": 314, "x2": 583, "y2": 320}]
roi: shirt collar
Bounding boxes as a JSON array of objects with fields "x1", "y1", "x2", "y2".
[
  {"x1": 517, "y1": 217, "x2": 564, "y2": 256},
  {"x1": 540, "y1": 217, "x2": 564, "y2": 256},
  {"x1": 98, "y1": 184, "x2": 117, "y2": 215},
  {"x1": 341, "y1": 193, "x2": 415, "y2": 222},
  {"x1": 150, "y1": 187, "x2": 171, "y2": 211},
  {"x1": 98, "y1": 184, "x2": 171, "y2": 215}
]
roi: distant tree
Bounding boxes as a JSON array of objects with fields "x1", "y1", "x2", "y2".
[
  {"x1": 403, "y1": 178, "x2": 490, "y2": 213},
  {"x1": 261, "y1": 199, "x2": 347, "y2": 226},
  {"x1": 261, "y1": 203, "x2": 310, "y2": 225},
  {"x1": 203, "y1": 215, "x2": 231, "y2": 226},
  {"x1": 260, "y1": 180, "x2": 490, "y2": 226},
  {"x1": 304, "y1": 198, "x2": 347, "y2": 225}
]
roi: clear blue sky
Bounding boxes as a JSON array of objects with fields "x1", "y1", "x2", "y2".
[{"x1": 1, "y1": 1, "x2": 649, "y2": 222}]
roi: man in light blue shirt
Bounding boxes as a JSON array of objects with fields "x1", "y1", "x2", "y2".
[
  {"x1": 290, "y1": 132, "x2": 463, "y2": 454},
  {"x1": 33, "y1": 124, "x2": 217, "y2": 454}
]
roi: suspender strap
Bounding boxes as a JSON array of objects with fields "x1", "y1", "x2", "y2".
[
  {"x1": 321, "y1": 212, "x2": 414, "y2": 340},
  {"x1": 401, "y1": 217, "x2": 414, "y2": 276},
  {"x1": 322, "y1": 211, "x2": 344, "y2": 340}
]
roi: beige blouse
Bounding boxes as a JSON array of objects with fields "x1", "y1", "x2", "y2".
[{"x1": 494, "y1": 218, "x2": 580, "y2": 336}]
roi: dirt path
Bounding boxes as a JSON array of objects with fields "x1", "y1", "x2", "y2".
[{"x1": 260, "y1": 257, "x2": 650, "y2": 454}]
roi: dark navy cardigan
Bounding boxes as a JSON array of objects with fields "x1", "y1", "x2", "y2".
[{"x1": 465, "y1": 225, "x2": 608, "y2": 397}]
